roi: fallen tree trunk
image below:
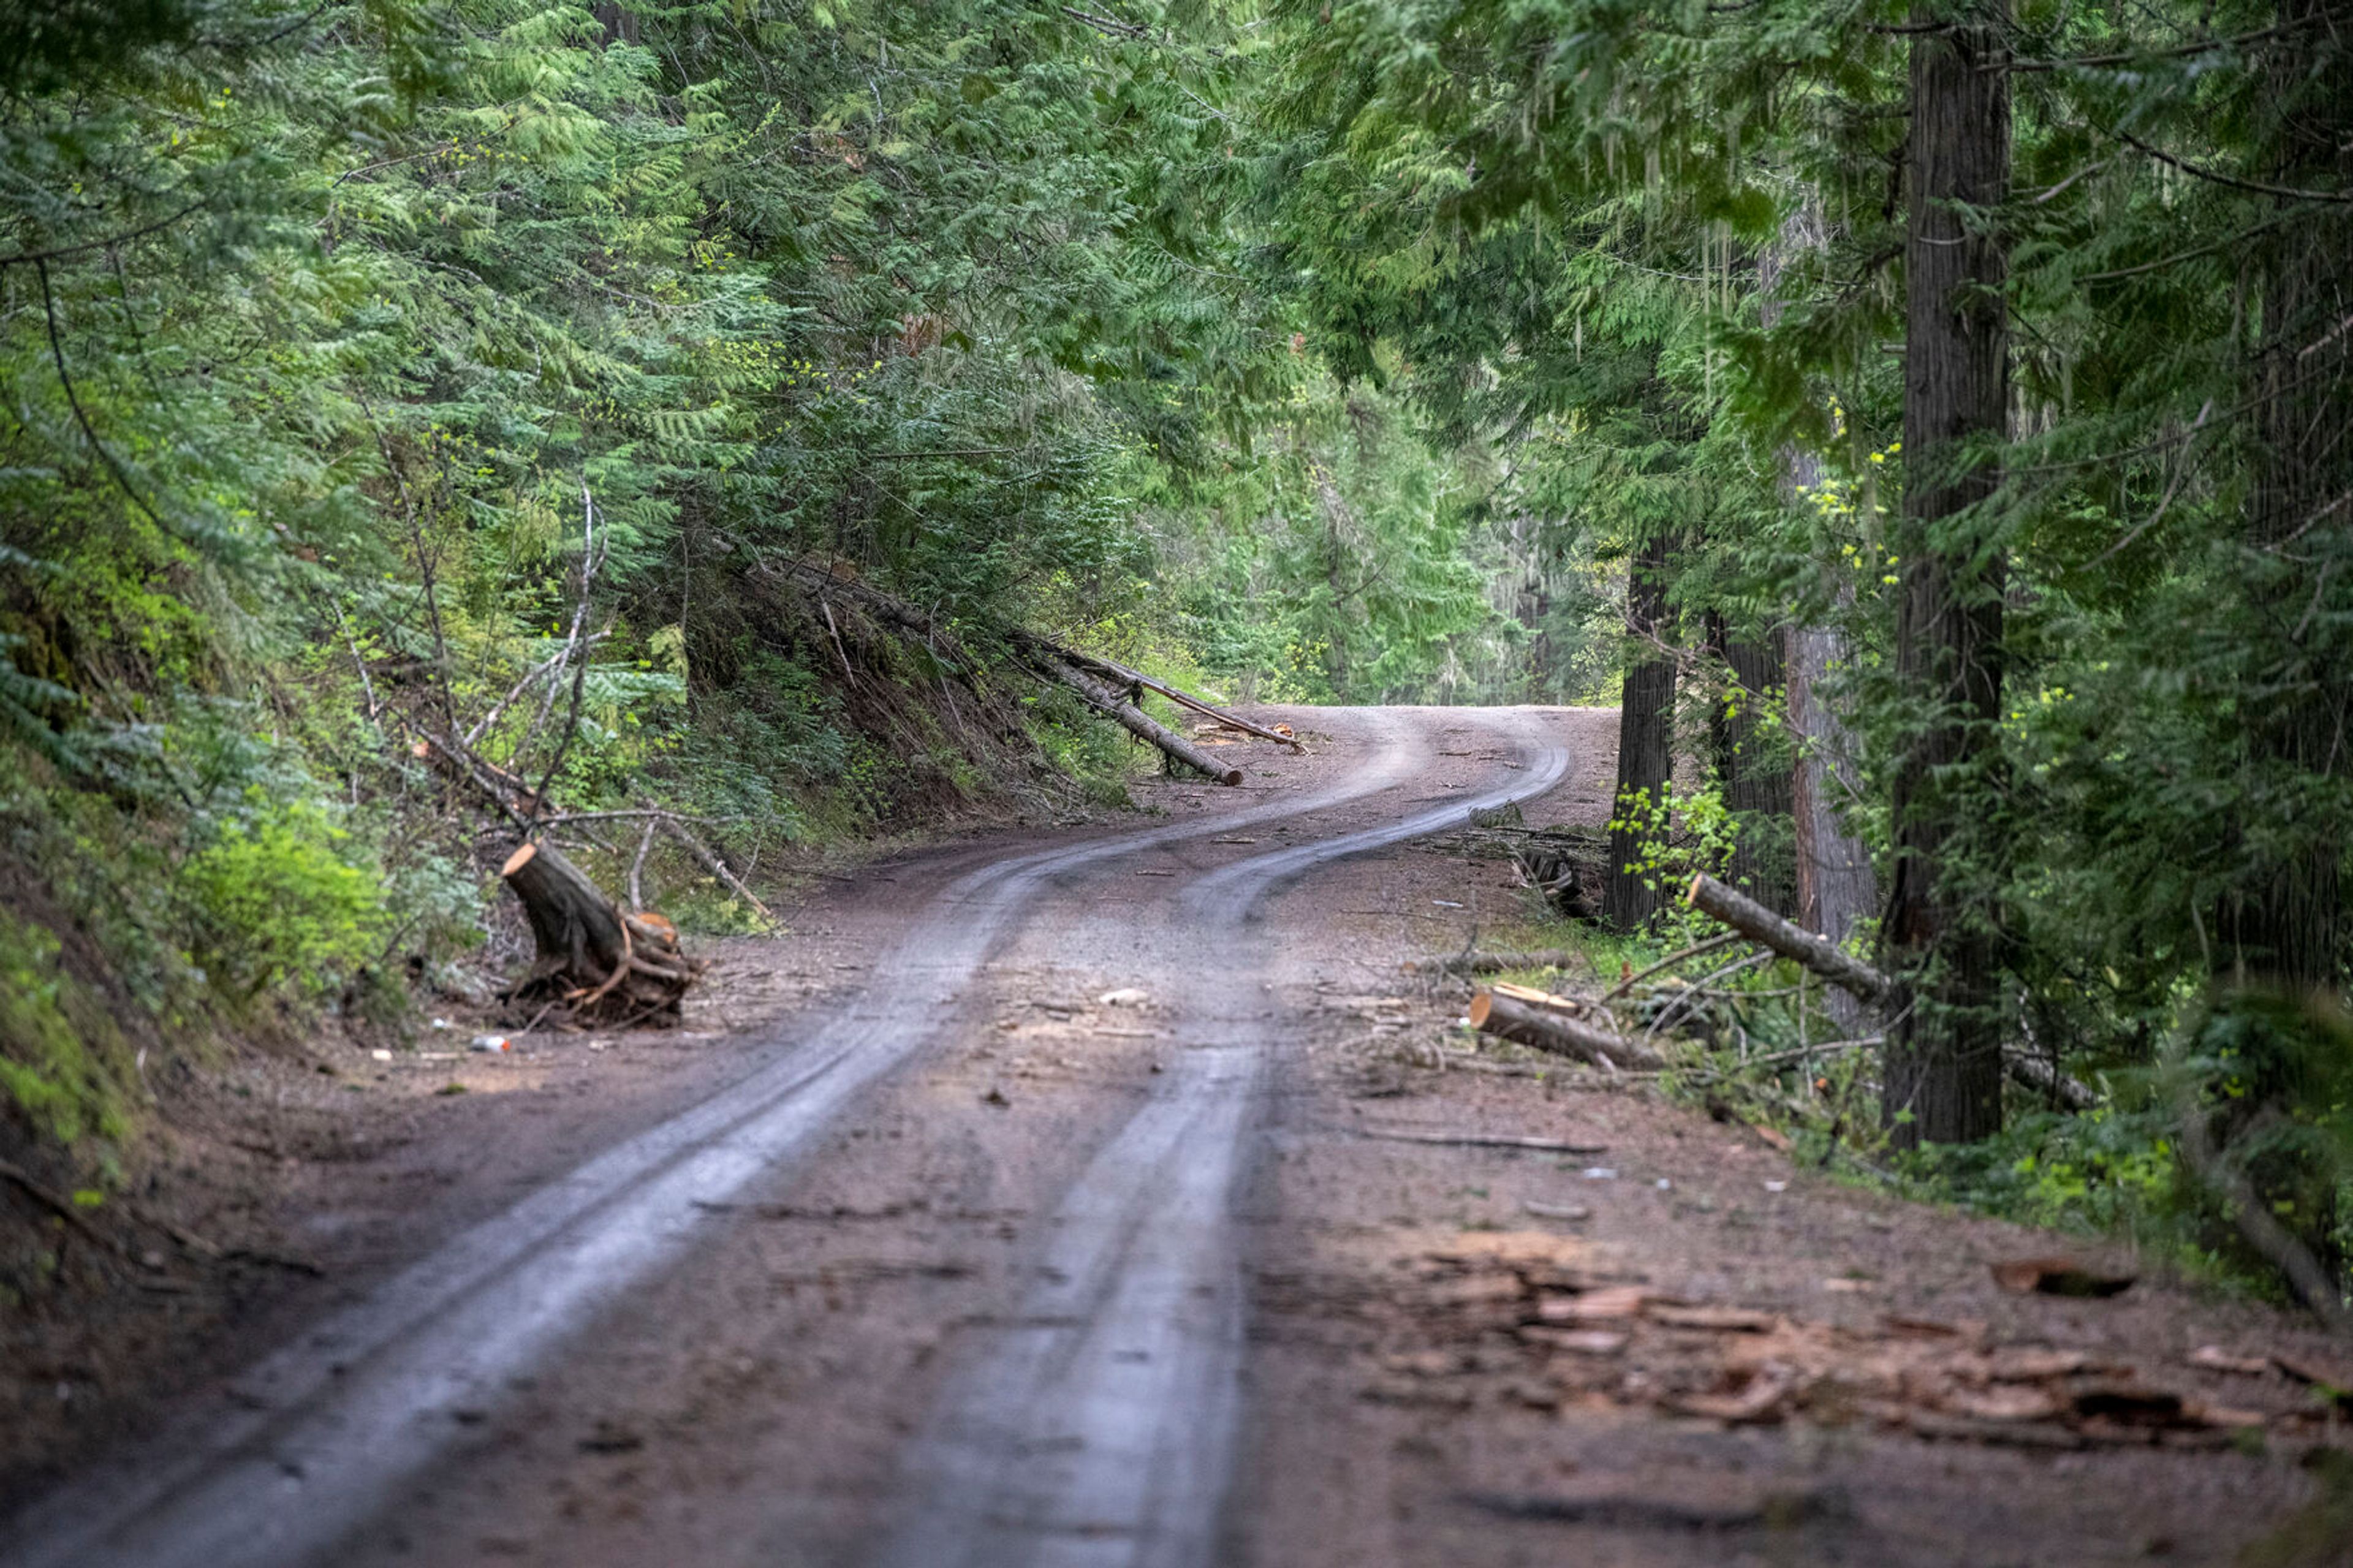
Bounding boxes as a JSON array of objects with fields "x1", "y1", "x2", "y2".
[
  {"x1": 1684, "y1": 872, "x2": 1895, "y2": 1005},
  {"x1": 1058, "y1": 649, "x2": 1303, "y2": 751},
  {"x1": 501, "y1": 840, "x2": 702, "y2": 1025},
  {"x1": 1469, "y1": 987, "x2": 1665, "y2": 1072},
  {"x1": 1033, "y1": 656, "x2": 1243, "y2": 786},
  {"x1": 2004, "y1": 1049, "x2": 2097, "y2": 1113}
]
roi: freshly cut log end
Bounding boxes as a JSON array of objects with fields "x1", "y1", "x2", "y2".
[
  {"x1": 1469, "y1": 988, "x2": 1665, "y2": 1073},
  {"x1": 501, "y1": 838, "x2": 703, "y2": 1026}
]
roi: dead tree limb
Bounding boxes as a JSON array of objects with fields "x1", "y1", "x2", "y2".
[
  {"x1": 2004, "y1": 1049, "x2": 2098, "y2": 1112},
  {"x1": 1029, "y1": 652, "x2": 1243, "y2": 785},
  {"x1": 1470, "y1": 987, "x2": 1666, "y2": 1072},
  {"x1": 1058, "y1": 649, "x2": 1303, "y2": 751},
  {"x1": 1684, "y1": 873, "x2": 2097, "y2": 1108},
  {"x1": 654, "y1": 809, "x2": 778, "y2": 926},
  {"x1": 1604, "y1": 931, "x2": 1745, "y2": 1000},
  {"x1": 0, "y1": 1159, "x2": 127, "y2": 1256},
  {"x1": 1684, "y1": 873, "x2": 1895, "y2": 1004}
]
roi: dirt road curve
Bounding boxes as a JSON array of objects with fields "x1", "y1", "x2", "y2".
[
  {"x1": 12, "y1": 703, "x2": 2343, "y2": 1568},
  {"x1": 9, "y1": 706, "x2": 1566, "y2": 1568}
]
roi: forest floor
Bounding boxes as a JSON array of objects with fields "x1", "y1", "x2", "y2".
[{"x1": 6, "y1": 705, "x2": 2351, "y2": 1567}]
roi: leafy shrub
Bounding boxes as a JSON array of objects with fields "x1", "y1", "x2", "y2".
[{"x1": 178, "y1": 803, "x2": 387, "y2": 1012}]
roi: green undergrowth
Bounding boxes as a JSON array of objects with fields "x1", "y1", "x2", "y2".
[{"x1": 1485, "y1": 912, "x2": 2353, "y2": 1314}]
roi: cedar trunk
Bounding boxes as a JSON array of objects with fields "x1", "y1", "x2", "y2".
[
  {"x1": 1604, "y1": 529, "x2": 1677, "y2": 931},
  {"x1": 1708, "y1": 614, "x2": 1794, "y2": 913},
  {"x1": 2223, "y1": 0, "x2": 2351, "y2": 994},
  {"x1": 1884, "y1": 3, "x2": 2010, "y2": 1146},
  {"x1": 1761, "y1": 203, "x2": 1880, "y2": 1014}
]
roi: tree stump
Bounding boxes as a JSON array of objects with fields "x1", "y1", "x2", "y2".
[{"x1": 500, "y1": 840, "x2": 700, "y2": 1024}]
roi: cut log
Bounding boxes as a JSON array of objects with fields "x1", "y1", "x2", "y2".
[
  {"x1": 1469, "y1": 989, "x2": 1665, "y2": 1072},
  {"x1": 1683, "y1": 873, "x2": 1895, "y2": 1005},
  {"x1": 500, "y1": 840, "x2": 702, "y2": 1025},
  {"x1": 1034, "y1": 656, "x2": 1243, "y2": 786}
]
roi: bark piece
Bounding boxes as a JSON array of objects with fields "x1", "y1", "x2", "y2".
[
  {"x1": 1533, "y1": 1285, "x2": 1651, "y2": 1324},
  {"x1": 1469, "y1": 988, "x2": 1665, "y2": 1072},
  {"x1": 501, "y1": 840, "x2": 701, "y2": 1025}
]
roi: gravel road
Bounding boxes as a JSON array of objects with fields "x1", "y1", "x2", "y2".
[{"x1": 9, "y1": 705, "x2": 1570, "y2": 1568}]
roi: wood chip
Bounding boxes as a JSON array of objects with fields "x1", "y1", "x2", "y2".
[
  {"x1": 1882, "y1": 1314, "x2": 1988, "y2": 1343},
  {"x1": 1663, "y1": 1369, "x2": 1794, "y2": 1425},
  {"x1": 1985, "y1": 1348, "x2": 2102, "y2": 1382},
  {"x1": 2270, "y1": 1352, "x2": 2353, "y2": 1403},
  {"x1": 1423, "y1": 1272, "x2": 1527, "y2": 1309}
]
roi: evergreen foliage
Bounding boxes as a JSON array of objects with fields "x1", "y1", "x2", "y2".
[{"x1": 2, "y1": 0, "x2": 2347, "y2": 1308}]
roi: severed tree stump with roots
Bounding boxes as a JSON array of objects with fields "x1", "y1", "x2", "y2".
[{"x1": 500, "y1": 840, "x2": 703, "y2": 1025}]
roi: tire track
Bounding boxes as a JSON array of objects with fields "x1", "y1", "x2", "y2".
[
  {"x1": 876, "y1": 708, "x2": 1571, "y2": 1568},
  {"x1": 5, "y1": 721, "x2": 1436, "y2": 1568}
]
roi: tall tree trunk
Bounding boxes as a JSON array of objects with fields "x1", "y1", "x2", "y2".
[
  {"x1": 1604, "y1": 529, "x2": 1677, "y2": 931},
  {"x1": 1884, "y1": 1, "x2": 2011, "y2": 1146},
  {"x1": 1788, "y1": 613, "x2": 1881, "y2": 1034},
  {"x1": 2222, "y1": 0, "x2": 2351, "y2": 996},
  {"x1": 1762, "y1": 203, "x2": 1880, "y2": 1026},
  {"x1": 1707, "y1": 613, "x2": 1794, "y2": 911}
]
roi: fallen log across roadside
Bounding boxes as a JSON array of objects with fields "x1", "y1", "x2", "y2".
[
  {"x1": 1025, "y1": 646, "x2": 1245, "y2": 786},
  {"x1": 1058, "y1": 648, "x2": 1304, "y2": 752},
  {"x1": 1469, "y1": 985, "x2": 1665, "y2": 1072},
  {"x1": 501, "y1": 839, "x2": 705, "y2": 1025}
]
